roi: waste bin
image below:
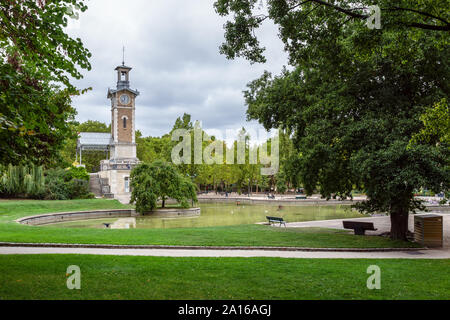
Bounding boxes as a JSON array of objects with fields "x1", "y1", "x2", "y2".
[{"x1": 414, "y1": 214, "x2": 443, "y2": 248}]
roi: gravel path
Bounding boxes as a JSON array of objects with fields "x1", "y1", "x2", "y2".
[{"x1": 0, "y1": 246, "x2": 449, "y2": 259}]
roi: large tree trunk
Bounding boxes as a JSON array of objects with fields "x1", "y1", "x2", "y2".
[{"x1": 389, "y1": 207, "x2": 409, "y2": 241}]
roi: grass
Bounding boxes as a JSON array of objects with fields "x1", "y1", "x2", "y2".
[
  {"x1": 0, "y1": 254, "x2": 448, "y2": 300},
  {"x1": 0, "y1": 199, "x2": 420, "y2": 248}
]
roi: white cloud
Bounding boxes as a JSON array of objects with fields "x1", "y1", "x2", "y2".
[{"x1": 69, "y1": 0, "x2": 287, "y2": 137}]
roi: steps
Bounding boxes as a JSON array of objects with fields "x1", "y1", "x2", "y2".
[
  {"x1": 99, "y1": 178, "x2": 114, "y2": 198},
  {"x1": 115, "y1": 194, "x2": 131, "y2": 205},
  {"x1": 89, "y1": 174, "x2": 103, "y2": 198}
]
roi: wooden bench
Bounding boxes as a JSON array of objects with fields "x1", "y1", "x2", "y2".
[
  {"x1": 343, "y1": 221, "x2": 377, "y2": 235},
  {"x1": 266, "y1": 216, "x2": 286, "y2": 227}
]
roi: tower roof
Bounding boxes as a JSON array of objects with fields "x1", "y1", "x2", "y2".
[
  {"x1": 115, "y1": 65, "x2": 132, "y2": 71},
  {"x1": 107, "y1": 87, "x2": 140, "y2": 99}
]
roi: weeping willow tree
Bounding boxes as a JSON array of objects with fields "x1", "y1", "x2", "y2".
[{"x1": 0, "y1": 164, "x2": 45, "y2": 198}]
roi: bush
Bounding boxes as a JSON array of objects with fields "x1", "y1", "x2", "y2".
[
  {"x1": 45, "y1": 169, "x2": 71, "y2": 200},
  {"x1": 68, "y1": 166, "x2": 90, "y2": 181},
  {"x1": 68, "y1": 179, "x2": 94, "y2": 199},
  {"x1": 44, "y1": 168, "x2": 94, "y2": 200},
  {"x1": 0, "y1": 164, "x2": 45, "y2": 199},
  {"x1": 0, "y1": 164, "x2": 94, "y2": 200}
]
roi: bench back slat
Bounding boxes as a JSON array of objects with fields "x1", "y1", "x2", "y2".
[
  {"x1": 343, "y1": 221, "x2": 376, "y2": 230},
  {"x1": 266, "y1": 216, "x2": 284, "y2": 222}
]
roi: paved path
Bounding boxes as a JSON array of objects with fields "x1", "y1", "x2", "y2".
[
  {"x1": 283, "y1": 214, "x2": 450, "y2": 249},
  {"x1": 0, "y1": 246, "x2": 449, "y2": 259}
]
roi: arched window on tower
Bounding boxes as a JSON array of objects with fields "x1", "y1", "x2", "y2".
[{"x1": 123, "y1": 117, "x2": 127, "y2": 129}]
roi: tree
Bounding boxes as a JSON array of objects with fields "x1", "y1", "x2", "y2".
[
  {"x1": 0, "y1": 0, "x2": 91, "y2": 166},
  {"x1": 215, "y1": 0, "x2": 450, "y2": 240},
  {"x1": 215, "y1": 0, "x2": 449, "y2": 64},
  {"x1": 276, "y1": 172, "x2": 288, "y2": 194},
  {"x1": 0, "y1": 163, "x2": 45, "y2": 198},
  {"x1": 130, "y1": 160, "x2": 198, "y2": 214}
]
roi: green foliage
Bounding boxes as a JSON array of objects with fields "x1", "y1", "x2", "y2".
[
  {"x1": 43, "y1": 168, "x2": 93, "y2": 200},
  {"x1": 0, "y1": 164, "x2": 45, "y2": 198},
  {"x1": 68, "y1": 166, "x2": 90, "y2": 181},
  {"x1": 131, "y1": 160, "x2": 198, "y2": 214},
  {"x1": 68, "y1": 179, "x2": 95, "y2": 200},
  {"x1": 0, "y1": 1, "x2": 92, "y2": 166},
  {"x1": 135, "y1": 114, "x2": 290, "y2": 194},
  {"x1": 411, "y1": 98, "x2": 450, "y2": 147},
  {"x1": 276, "y1": 173, "x2": 288, "y2": 194},
  {"x1": 215, "y1": 0, "x2": 450, "y2": 240},
  {"x1": 215, "y1": 0, "x2": 450, "y2": 64},
  {"x1": 44, "y1": 169, "x2": 71, "y2": 200}
]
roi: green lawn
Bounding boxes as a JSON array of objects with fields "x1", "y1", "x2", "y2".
[
  {"x1": 0, "y1": 199, "x2": 420, "y2": 248},
  {"x1": 0, "y1": 255, "x2": 447, "y2": 300}
]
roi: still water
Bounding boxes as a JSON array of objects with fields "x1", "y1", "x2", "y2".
[{"x1": 45, "y1": 202, "x2": 364, "y2": 229}]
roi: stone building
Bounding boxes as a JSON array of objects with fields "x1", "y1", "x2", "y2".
[{"x1": 77, "y1": 63, "x2": 140, "y2": 203}]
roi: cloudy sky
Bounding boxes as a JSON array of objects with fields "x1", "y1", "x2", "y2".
[{"x1": 68, "y1": 0, "x2": 287, "y2": 138}]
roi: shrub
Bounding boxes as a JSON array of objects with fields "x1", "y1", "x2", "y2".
[
  {"x1": 45, "y1": 169, "x2": 71, "y2": 200},
  {"x1": 0, "y1": 164, "x2": 45, "y2": 199},
  {"x1": 44, "y1": 169, "x2": 93, "y2": 200},
  {"x1": 0, "y1": 165, "x2": 93, "y2": 200},
  {"x1": 68, "y1": 179, "x2": 94, "y2": 199},
  {"x1": 68, "y1": 166, "x2": 90, "y2": 181}
]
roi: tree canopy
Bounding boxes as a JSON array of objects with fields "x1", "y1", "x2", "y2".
[
  {"x1": 215, "y1": 0, "x2": 449, "y2": 64},
  {"x1": 130, "y1": 160, "x2": 198, "y2": 214},
  {"x1": 0, "y1": 0, "x2": 91, "y2": 166},
  {"x1": 215, "y1": 0, "x2": 450, "y2": 240}
]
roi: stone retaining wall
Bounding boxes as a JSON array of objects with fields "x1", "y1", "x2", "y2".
[
  {"x1": 16, "y1": 208, "x2": 201, "y2": 226},
  {"x1": 197, "y1": 197, "x2": 355, "y2": 206},
  {"x1": 144, "y1": 207, "x2": 201, "y2": 217},
  {"x1": 16, "y1": 209, "x2": 136, "y2": 226}
]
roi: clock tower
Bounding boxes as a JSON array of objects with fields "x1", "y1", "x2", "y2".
[
  {"x1": 107, "y1": 64, "x2": 139, "y2": 160},
  {"x1": 97, "y1": 63, "x2": 140, "y2": 201}
]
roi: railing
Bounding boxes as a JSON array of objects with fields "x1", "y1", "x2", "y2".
[{"x1": 100, "y1": 159, "x2": 140, "y2": 171}]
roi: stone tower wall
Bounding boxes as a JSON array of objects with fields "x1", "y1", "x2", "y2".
[{"x1": 117, "y1": 107, "x2": 133, "y2": 143}]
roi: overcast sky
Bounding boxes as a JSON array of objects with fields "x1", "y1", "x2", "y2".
[{"x1": 68, "y1": 0, "x2": 287, "y2": 138}]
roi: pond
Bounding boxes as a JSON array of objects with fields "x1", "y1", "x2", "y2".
[{"x1": 44, "y1": 202, "x2": 364, "y2": 229}]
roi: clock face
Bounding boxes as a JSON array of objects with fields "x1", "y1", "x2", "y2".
[{"x1": 119, "y1": 94, "x2": 130, "y2": 105}]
